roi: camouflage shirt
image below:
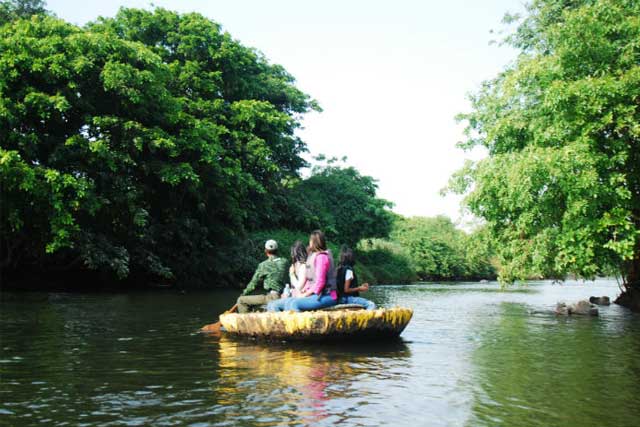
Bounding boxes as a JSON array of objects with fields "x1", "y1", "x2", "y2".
[{"x1": 242, "y1": 256, "x2": 288, "y2": 296}]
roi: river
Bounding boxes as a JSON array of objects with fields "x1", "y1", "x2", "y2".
[{"x1": 1, "y1": 279, "x2": 639, "y2": 426}]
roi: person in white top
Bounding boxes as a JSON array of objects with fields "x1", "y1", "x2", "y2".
[
  {"x1": 288, "y1": 240, "x2": 308, "y2": 295},
  {"x1": 267, "y1": 241, "x2": 308, "y2": 311}
]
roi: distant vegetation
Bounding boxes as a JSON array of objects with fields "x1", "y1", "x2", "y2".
[{"x1": 0, "y1": 1, "x2": 495, "y2": 288}]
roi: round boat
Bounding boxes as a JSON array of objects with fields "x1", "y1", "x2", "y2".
[{"x1": 219, "y1": 306, "x2": 413, "y2": 341}]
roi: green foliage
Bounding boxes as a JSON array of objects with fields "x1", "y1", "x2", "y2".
[
  {"x1": 286, "y1": 158, "x2": 395, "y2": 246},
  {"x1": 450, "y1": 0, "x2": 640, "y2": 286},
  {"x1": 0, "y1": 9, "x2": 316, "y2": 284},
  {"x1": 390, "y1": 216, "x2": 496, "y2": 281},
  {"x1": 0, "y1": 5, "x2": 493, "y2": 288},
  {"x1": 0, "y1": 0, "x2": 47, "y2": 25},
  {"x1": 357, "y1": 239, "x2": 417, "y2": 284}
]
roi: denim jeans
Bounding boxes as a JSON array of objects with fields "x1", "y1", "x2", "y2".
[
  {"x1": 267, "y1": 298, "x2": 293, "y2": 312},
  {"x1": 287, "y1": 294, "x2": 337, "y2": 312},
  {"x1": 339, "y1": 296, "x2": 376, "y2": 310}
]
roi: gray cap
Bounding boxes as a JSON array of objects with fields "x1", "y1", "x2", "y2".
[{"x1": 265, "y1": 239, "x2": 278, "y2": 251}]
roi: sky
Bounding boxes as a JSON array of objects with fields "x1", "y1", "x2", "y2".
[{"x1": 47, "y1": 0, "x2": 526, "y2": 223}]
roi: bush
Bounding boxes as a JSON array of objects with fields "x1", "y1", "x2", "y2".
[{"x1": 357, "y1": 239, "x2": 417, "y2": 284}]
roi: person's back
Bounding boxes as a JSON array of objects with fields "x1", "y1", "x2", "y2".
[
  {"x1": 336, "y1": 264, "x2": 359, "y2": 298},
  {"x1": 267, "y1": 241, "x2": 309, "y2": 312},
  {"x1": 336, "y1": 246, "x2": 376, "y2": 310},
  {"x1": 236, "y1": 240, "x2": 287, "y2": 313},
  {"x1": 285, "y1": 230, "x2": 339, "y2": 312},
  {"x1": 255, "y1": 256, "x2": 288, "y2": 292}
]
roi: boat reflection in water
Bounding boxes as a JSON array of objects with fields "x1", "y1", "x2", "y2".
[{"x1": 208, "y1": 336, "x2": 412, "y2": 426}]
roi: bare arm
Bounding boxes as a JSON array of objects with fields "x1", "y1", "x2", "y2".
[{"x1": 344, "y1": 278, "x2": 369, "y2": 294}]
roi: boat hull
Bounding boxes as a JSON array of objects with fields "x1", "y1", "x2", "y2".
[{"x1": 219, "y1": 307, "x2": 413, "y2": 341}]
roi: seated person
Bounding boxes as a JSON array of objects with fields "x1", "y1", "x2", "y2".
[
  {"x1": 268, "y1": 230, "x2": 337, "y2": 312},
  {"x1": 336, "y1": 246, "x2": 376, "y2": 310},
  {"x1": 236, "y1": 239, "x2": 287, "y2": 313},
  {"x1": 267, "y1": 241, "x2": 307, "y2": 312},
  {"x1": 288, "y1": 240, "x2": 308, "y2": 295}
]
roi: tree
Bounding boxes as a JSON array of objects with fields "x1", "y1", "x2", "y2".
[
  {"x1": 0, "y1": 9, "x2": 317, "y2": 286},
  {"x1": 0, "y1": 0, "x2": 48, "y2": 25},
  {"x1": 449, "y1": 0, "x2": 640, "y2": 307},
  {"x1": 390, "y1": 215, "x2": 495, "y2": 280},
  {"x1": 285, "y1": 158, "x2": 395, "y2": 246}
]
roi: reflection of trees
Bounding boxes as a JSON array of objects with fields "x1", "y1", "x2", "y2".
[
  {"x1": 211, "y1": 337, "x2": 411, "y2": 426},
  {"x1": 468, "y1": 303, "x2": 640, "y2": 427}
]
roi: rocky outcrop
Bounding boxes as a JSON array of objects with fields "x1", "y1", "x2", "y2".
[
  {"x1": 589, "y1": 296, "x2": 611, "y2": 306},
  {"x1": 555, "y1": 300, "x2": 599, "y2": 316},
  {"x1": 220, "y1": 307, "x2": 413, "y2": 341}
]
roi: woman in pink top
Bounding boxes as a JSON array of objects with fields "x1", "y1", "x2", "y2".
[{"x1": 286, "y1": 230, "x2": 338, "y2": 312}]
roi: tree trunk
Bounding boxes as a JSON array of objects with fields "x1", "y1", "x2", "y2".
[{"x1": 615, "y1": 237, "x2": 640, "y2": 312}]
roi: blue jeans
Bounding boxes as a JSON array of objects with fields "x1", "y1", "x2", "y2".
[
  {"x1": 288, "y1": 294, "x2": 337, "y2": 312},
  {"x1": 339, "y1": 296, "x2": 376, "y2": 310},
  {"x1": 267, "y1": 298, "x2": 293, "y2": 312}
]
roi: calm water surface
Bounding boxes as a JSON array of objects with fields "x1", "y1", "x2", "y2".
[{"x1": 1, "y1": 280, "x2": 639, "y2": 426}]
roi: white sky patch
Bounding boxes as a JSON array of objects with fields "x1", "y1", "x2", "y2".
[{"x1": 48, "y1": 0, "x2": 525, "y2": 221}]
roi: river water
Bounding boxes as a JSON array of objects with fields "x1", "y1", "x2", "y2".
[{"x1": 1, "y1": 279, "x2": 639, "y2": 426}]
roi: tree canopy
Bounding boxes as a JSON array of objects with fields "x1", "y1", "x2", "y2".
[
  {"x1": 449, "y1": 0, "x2": 640, "y2": 291},
  {"x1": 0, "y1": 6, "x2": 404, "y2": 287},
  {"x1": 0, "y1": 0, "x2": 47, "y2": 24},
  {"x1": 0, "y1": 8, "x2": 317, "y2": 284},
  {"x1": 391, "y1": 216, "x2": 495, "y2": 281},
  {"x1": 285, "y1": 157, "x2": 395, "y2": 246}
]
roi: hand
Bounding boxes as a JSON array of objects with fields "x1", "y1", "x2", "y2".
[{"x1": 360, "y1": 283, "x2": 370, "y2": 292}]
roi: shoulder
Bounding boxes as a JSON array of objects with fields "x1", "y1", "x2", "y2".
[
  {"x1": 269, "y1": 256, "x2": 285, "y2": 265},
  {"x1": 315, "y1": 252, "x2": 329, "y2": 261}
]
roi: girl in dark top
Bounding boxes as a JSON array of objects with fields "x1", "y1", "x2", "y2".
[{"x1": 336, "y1": 246, "x2": 376, "y2": 310}]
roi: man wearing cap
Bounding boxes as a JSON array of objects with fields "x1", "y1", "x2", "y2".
[{"x1": 236, "y1": 239, "x2": 288, "y2": 313}]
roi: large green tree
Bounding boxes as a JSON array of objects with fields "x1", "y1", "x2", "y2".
[
  {"x1": 391, "y1": 216, "x2": 495, "y2": 280},
  {"x1": 285, "y1": 158, "x2": 395, "y2": 246},
  {"x1": 449, "y1": 0, "x2": 640, "y2": 305},
  {"x1": 0, "y1": 8, "x2": 316, "y2": 285},
  {"x1": 0, "y1": 0, "x2": 47, "y2": 25}
]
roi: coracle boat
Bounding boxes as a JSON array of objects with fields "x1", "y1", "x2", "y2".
[{"x1": 219, "y1": 305, "x2": 413, "y2": 341}]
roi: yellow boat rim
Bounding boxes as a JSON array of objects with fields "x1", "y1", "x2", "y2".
[{"x1": 219, "y1": 306, "x2": 413, "y2": 341}]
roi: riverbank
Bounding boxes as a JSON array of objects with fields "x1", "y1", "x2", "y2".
[{"x1": 615, "y1": 288, "x2": 640, "y2": 312}]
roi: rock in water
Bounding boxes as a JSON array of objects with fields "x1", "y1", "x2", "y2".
[
  {"x1": 571, "y1": 300, "x2": 599, "y2": 316},
  {"x1": 589, "y1": 296, "x2": 610, "y2": 306},
  {"x1": 555, "y1": 302, "x2": 569, "y2": 315},
  {"x1": 555, "y1": 300, "x2": 599, "y2": 316}
]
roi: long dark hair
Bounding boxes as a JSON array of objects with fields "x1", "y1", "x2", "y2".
[
  {"x1": 308, "y1": 230, "x2": 327, "y2": 252},
  {"x1": 290, "y1": 240, "x2": 308, "y2": 264},
  {"x1": 339, "y1": 245, "x2": 355, "y2": 267}
]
